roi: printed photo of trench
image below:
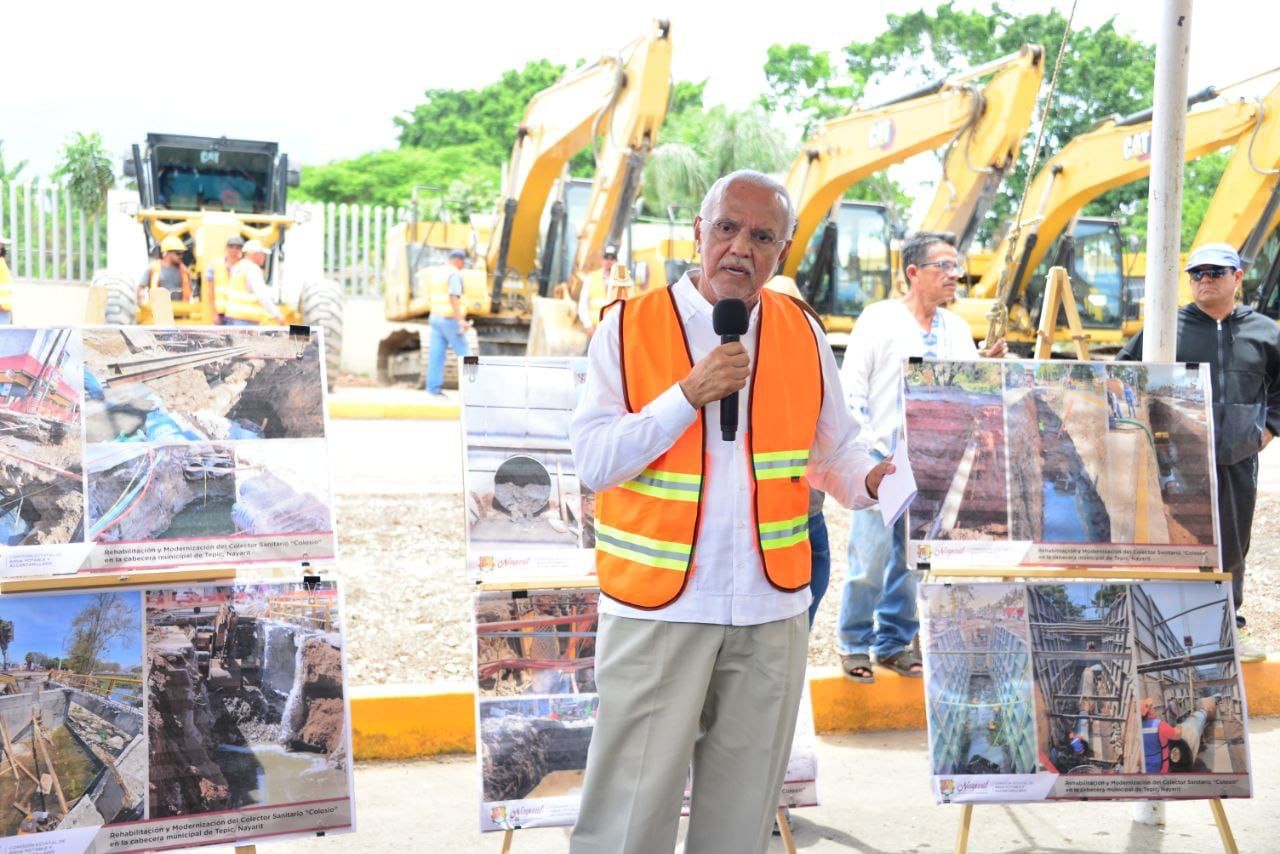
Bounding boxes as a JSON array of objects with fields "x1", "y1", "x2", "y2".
[
  {"x1": 463, "y1": 358, "x2": 593, "y2": 574},
  {"x1": 921, "y1": 583, "x2": 1037, "y2": 776},
  {"x1": 904, "y1": 359, "x2": 1010, "y2": 541},
  {"x1": 1, "y1": 328, "x2": 85, "y2": 547},
  {"x1": 82, "y1": 327, "x2": 324, "y2": 444},
  {"x1": 0, "y1": 591, "x2": 145, "y2": 836},
  {"x1": 146, "y1": 583, "x2": 349, "y2": 817},
  {"x1": 475, "y1": 590, "x2": 597, "y2": 698},
  {"x1": 1130, "y1": 583, "x2": 1249, "y2": 775},
  {"x1": 479, "y1": 696, "x2": 598, "y2": 804},
  {"x1": 1028, "y1": 583, "x2": 1141, "y2": 775},
  {"x1": 85, "y1": 440, "x2": 332, "y2": 544}
]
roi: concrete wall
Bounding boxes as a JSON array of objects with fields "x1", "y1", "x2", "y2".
[
  {"x1": 70, "y1": 690, "x2": 144, "y2": 738},
  {"x1": 0, "y1": 688, "x2": 70, "y2": 735}
]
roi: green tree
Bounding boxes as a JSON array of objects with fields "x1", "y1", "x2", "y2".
[
  {"x1": 295, "y1": 146, "x2": 499, "y2": 211},
  {"x1": 0, "y1": 619, "x2": 12, "y2": 669},
  {"x1": 65, "y1": 593, "x2": 136, "y2": 676},
  {"x1": 760, "y1": 44, "x2": 857, "y2": 136},
  {"x1": 641, "y1": 107, "x2": 789, "y2": 215},
  {"x1": 395, "y1": 60, "x2": 568, "y2": 166},
  {"x1": 838, "y1": 3, "x2": 1157, "y2": 245},
  {"x1": 52, "y1": 132, "x2": 116, "y2": 217},
  {"x1": 0, "y1": 140, "x2": 28, "y2": 182}
]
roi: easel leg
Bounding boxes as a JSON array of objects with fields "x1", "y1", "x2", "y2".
[
  {"x1": 1208, "y1": 798, "x2": 1239, "y2": 854},
  {"x1": 500, "y1": 829, "x2": 514, "y2": 853},
  {"x1": 235, "y1": 847, "x2": 257, "y2": 854},
  {"x1": 954, "y1": 803, "x2": 974, "y2": 854},
  {"x1": 775, "y1": 807, "x2": 797, "y2": 853}
]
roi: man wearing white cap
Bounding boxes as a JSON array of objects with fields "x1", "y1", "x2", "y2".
[
  {"x1": 1118, "y1": 243, "x2": 1280, "y2": 659},
  {"x1": 224, "y1": 239, "x2": 285, "y2": 326}
]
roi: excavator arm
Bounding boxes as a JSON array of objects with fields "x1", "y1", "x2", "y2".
[
  {"x1": 486, "y1": 19, "x2": 672, "y2": 311},
  {"x1": 782, "y1": 46, "x2": 1043, "y2": 279}
]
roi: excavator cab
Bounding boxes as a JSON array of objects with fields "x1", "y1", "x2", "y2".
[
  {"x1": 795, "y1": 201, "x2": 894, "y2": 340},
  {"x1": 1249, "y1": 224, "x2": 1280, "y2": 320},
  {"x1": 1022, "y1": 217, "x2": 1128, "y2": 339}
]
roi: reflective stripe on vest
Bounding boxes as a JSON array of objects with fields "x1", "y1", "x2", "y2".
[
  {"x1": 1142, "y1": 717, "x2": 1164, "y2": 773},
  {"x1": 594, "y1": 285, "x2": 822, "y2": 608}
]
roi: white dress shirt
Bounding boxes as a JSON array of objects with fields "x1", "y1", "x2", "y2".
[
  {"x1": 840, "y1": 299, "x2": 978, "y2": 457},
  {"x1": 571, "y1": 273, "x2": 877, "y2": 626}
]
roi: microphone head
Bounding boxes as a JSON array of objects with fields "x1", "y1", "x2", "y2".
[{"x1": 712, "y1": 298, "x2": 749, "y2": 336}]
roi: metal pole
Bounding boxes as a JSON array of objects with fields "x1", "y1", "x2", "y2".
[
  {"x1": 1141, "y1": 0, "x2": 1193, "y2": 365},
  {"x1": 1134, "y1": 0, "x2": 1193, "y2": 828}
]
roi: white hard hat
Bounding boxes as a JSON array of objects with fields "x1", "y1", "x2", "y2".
[{"x1": 242, "y1": 239, "x2": 267, "y2": 255}]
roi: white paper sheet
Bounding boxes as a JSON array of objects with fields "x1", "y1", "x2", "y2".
[{"x1": 877, "y1": 449, "x2": 917, "y2": 527}]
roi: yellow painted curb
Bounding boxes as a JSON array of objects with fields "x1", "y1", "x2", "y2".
[
  {"x1": 351, "y1": 683, "x2": 473, "y2": 760},
  {"x1": 349, "y1": 660, "x2": 1280, "y2": 759},
  {"x1": 327, "y1": 399, "x2": 459, "y2": 420}
]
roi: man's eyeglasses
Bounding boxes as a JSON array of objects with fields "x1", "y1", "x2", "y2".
[
  {"x1": 706, "y1": 219, "x2": 787, "y2": 251},
  {"x1": 917, "y1": 259, "x2": 966, "y2": 275},
  {"x1": 1188, "y1": 266, "x2": 1235, "y2": 282}
]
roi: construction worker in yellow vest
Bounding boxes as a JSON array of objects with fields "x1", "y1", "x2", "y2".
[
  {"x1": 223, "y1": 239, "x2": 285, "y2": 326},
  {"x1": 205, "y1": 234, "x2": 245, "y2": 320},
  {"x1": 577, "y1": 245, "x2": 622, "y2": 337},
  {"x1": 139, "y1": 235, "x2": 192, "y2": 303},
  {"x1": 0, "y1": 236, "x2": 13, "y2": 324}
]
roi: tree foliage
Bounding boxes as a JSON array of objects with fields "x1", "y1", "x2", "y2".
[
  {"x1": 0, "y1": 619, "x2": 12, "y2": 669},
  {"x1": 52, "y1": 132, "x2": 116, "y2": 218},
  {"x1": 295, "y1": 146, "x2": 499, "y2": 212},
  {"x1": 0, "y1": 140, "x2": 27, "y2": 183},
  {"x1": 760, "y1": 44, "x2": 857, "y2": 137},
  {"x1": 833, "y1": 3, "x2": 1157, "y2": 245},
  {"x1": 65, "y1": 593, "x2": 136, "y2": 676}
]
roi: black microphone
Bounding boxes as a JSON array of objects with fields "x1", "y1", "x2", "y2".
[{"x1": 711, "y1": 298, "x2": 749, "y2": 442}]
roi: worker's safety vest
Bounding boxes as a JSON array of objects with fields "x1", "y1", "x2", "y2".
[
  {"x1": 429, "y1": 268, "x2": 467, "y2": 319},
  {"x1": 1141, "y1": 717, "x2": 1167, "y2": 773},
  {"x1": 148, "y1": 260, "x2": 191, "y2": 301},
  {"x1": 209, "y1": 258, "x2": 233, "y2": 314},
  {"x1": 0, "y1": 256, "x2": 12, "y2": 312},
  {"x1": 223, "y1": 261, "x2": 274, "y2": 324},
  {"x1": 593, "y1": 286, "x2": 823, "y2": 609}
]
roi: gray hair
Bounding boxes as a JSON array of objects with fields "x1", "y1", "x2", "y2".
[
  {"x1": 901, "y1": 230, "x2": 957, "y2": 278},
  {"x1": 699, "y1": 169, "x2": 797, "y2": 237}
]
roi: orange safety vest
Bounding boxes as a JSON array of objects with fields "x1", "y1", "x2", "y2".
[
  {"x1": 594, "y1": 286, "x2": 823, "y2": 609},
  {"x1": 148, "y1": 260, "x2": 191, "y2": 302}
]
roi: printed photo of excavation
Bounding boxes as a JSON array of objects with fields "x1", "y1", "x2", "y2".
[
  {"x1": 463, "y1": 358, "x2": 593, "y2": 579},
  {"x1": 1130, "y1": 583, "x2": 1249, "y2": 776},
  {"x1": 921, "y1": 584, "x2": 1036, "y2": 776},
  {"x1": 82, "y1": 327, "x2": 324, "y2": 443},
  {"x1": 475, "y1": 590, "x2": 597, "y2": 697},
  {"x1": 1028, "y1": 584, "x2": 1139, "y2": 774},
  {"x1": 904, "y1": 359, "x2": 1009, "y2": 541},
  {"x1": 86, "y1": 440, "x2": 332, "y2": 544},
  {"x1": 146, "y1": 582, "x2": 349, "y2": 818},
  {"x1": 0, "y1": 592, "x2": 145, "y2": 836},
  {"x1": 479, "y1": 696, "x2": 597, "y2": 810},
  {"x1": 1, "y1": 329, "x2": 85, "y2": 547}
]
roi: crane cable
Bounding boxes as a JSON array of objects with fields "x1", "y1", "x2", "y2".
[{"x1": 985, "y1": 0, "x2": 1079, "y2": 345}]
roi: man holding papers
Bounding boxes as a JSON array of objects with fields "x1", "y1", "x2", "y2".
[{"x1": 836, "y1": 231, "x2": 1005, "y2": 681}]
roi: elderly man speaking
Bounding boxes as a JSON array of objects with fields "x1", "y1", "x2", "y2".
[{"x1": 569, "y1": 170, "x2": 893, "y2": 853}]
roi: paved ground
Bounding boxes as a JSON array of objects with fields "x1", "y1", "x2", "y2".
[{"x1": 251, "y1": 721, "x2": 1280, "y2": 853}]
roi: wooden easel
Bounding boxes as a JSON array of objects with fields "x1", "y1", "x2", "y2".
[
  {"x1": 1033, "y1": 266, "x2": 1091, "y2": 360},
  {"x1": 498, "y1": 807, "x2": 798, "y2": 854}
]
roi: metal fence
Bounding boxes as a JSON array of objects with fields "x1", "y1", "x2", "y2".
[
  {"x1": 2, "y1": 181, "x2": 413, "y2": 296},
  {"x1": 0, "y1": 180, "x2": 107, "y2": 281}
]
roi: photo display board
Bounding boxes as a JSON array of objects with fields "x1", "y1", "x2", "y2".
[
  {"x1": 904, "y1": 359, "x2": 1218, "y2": 570},
  {"x1": 465, "y1": 357, "x2": 818, "y2": 833},
  {"x1": 0, "y1": 579, "x2": 354, "y2": 851},
  {"x1": 2, "y1": 327, "x2": 336, "y2": 576},
  {"x1": 920, "y1": 581, "x2": 1251, "y2": 803}
]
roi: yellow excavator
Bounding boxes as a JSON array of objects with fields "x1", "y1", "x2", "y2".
[
  {"x1": 954, "y1": 77, "x2": 1280, "y2": 352},
  {"x1": 378, "y1": 20, "x2": 671, "y2": 377},
  {"x1": 777, "y1": 45, "x2": 1044, "y2": 349},
  {"x1": 93, "y1": 133, "x2": 344, "y2": 379}
]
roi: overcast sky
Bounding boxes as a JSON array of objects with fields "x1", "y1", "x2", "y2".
[{"x1": 6, "y1": 1, "x2": 1275, "y2": 183}]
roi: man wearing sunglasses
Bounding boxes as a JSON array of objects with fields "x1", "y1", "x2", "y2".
[{"x1": 1118, "y1": 243, "x2": 1280, "y2": 660}]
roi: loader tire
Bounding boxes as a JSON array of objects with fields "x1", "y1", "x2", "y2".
[
  {"x1": 96, "y1": 275, "x2": 139, "y2": 325},
  {"x1": 300, "y1": 279, "x2": 344, "y2": 389}
]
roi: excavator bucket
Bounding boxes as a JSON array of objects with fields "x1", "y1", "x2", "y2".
[{"x1": 526, "y1": 295, "x2": 588, "y2": 357}]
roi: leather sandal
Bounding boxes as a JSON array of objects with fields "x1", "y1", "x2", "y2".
[
  {"x1": 875, "y1": 648, "x2": 924, "y2": 677},
  {"x1": 841, "y1": 653, "x2": 875, "y2": 683}
]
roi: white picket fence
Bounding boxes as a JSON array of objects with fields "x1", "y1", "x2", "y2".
[{"x1": 2, "y1": 180, "x2": 409, "y2": 296}]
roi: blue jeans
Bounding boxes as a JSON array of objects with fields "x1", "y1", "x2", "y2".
[
  {"x1": 223, "y1": 317, "x2": 258, "y2": 327},
  {"x1": 426, "y1": 315, "x2": 470, "y2": 394},
  {"x1": 836, "y1": 508, "x2": 916, "y2": 659},
  {"x1": 807, "y1": 512, "x2": 830, "y2": 628}
]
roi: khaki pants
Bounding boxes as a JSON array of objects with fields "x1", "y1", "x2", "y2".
[{"x1": 570, "y1": 612, "x2": 808, "y2": 854}]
